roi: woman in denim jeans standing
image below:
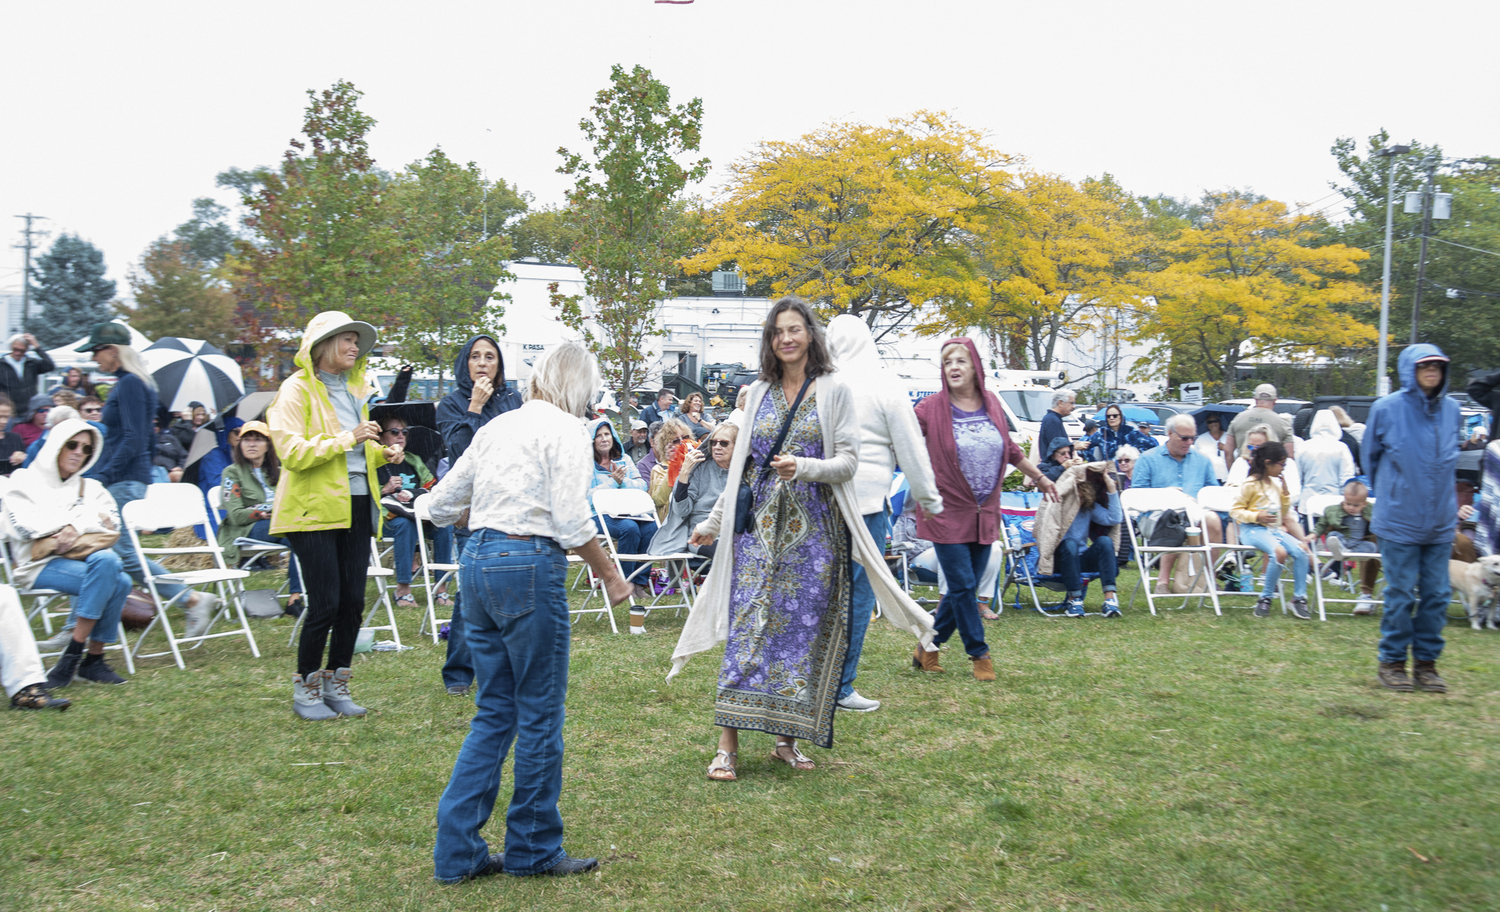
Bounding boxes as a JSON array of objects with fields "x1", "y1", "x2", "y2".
[{"x1": 425, "y1": 342, "x2": 631, "y2": 882}]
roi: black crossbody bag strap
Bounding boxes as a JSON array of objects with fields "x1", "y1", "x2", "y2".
[{"x1": 751, "y1": 376, "x2": 814, "y2": 483}]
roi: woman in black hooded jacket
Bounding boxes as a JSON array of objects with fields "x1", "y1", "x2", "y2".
[{"x1": 433, "y1": 335, "x2": 524, "y2": 695}]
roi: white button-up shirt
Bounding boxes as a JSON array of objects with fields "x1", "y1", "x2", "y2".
[{"x1": 426, "y1": 399, "x2": 597, "y2": 549}]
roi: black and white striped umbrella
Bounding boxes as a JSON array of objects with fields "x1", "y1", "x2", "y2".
[{"x1": 141, "y1": 337, "x2": 245, "y2": 413}]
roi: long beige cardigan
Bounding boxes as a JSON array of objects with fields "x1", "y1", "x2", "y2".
[
  {"x1": 1033, "y1": 462, "x2": 1123, "y2": 575},
  {"x1": 668, "y1": 376, "x2": 936, "y2": 680}
]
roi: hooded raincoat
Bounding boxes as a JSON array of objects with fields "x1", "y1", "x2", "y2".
[
  {"x1": 1365, "y1": 343, "x2": 1461, "y2": 545},
  {"x1": 1295, "y1": 409, "x2": 1357, "y2": 507},
  {"x1": 914, "y1": 337, "x2": 1026, "y2": 545},
  {"x1": 435, "y1": 335, "x2": 524, "y2": 466},
  {"x1": 266, "y1": 312, "x2": 386, "y2": 536},
  {"x1": 0, "y1": 418, "x2": 114, "y2": 587},
  {"x1": 1082, "y1": 419, "x2": 1158, "y2": 463}
]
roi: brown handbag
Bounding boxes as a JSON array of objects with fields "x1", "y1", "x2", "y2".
[{"x1": 30, "y1": 478, "x2": 121, "y2": 560}]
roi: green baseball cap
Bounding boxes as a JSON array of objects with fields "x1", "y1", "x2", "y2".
[{"x1": 75, "y1": 322, "x2": 133, "y2": 352}]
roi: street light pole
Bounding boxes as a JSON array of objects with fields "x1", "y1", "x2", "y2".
[{"x1": 1375, "y1": 144, "x2": 1411, "y2": 397}]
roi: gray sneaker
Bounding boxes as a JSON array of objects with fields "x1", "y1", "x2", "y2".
[
  {"x1": 836, "y1": 690, "x2": 881, "y2": 712},
  {"x1": 1289, "y1": 597, "x2": 1311, "y2": 620},
  {"x1": 1253, "y1": 597, "x2": 1272, "y2": 618},
  {"x1": 36, "y1": 628, "x2": 74, "y2": 652}
]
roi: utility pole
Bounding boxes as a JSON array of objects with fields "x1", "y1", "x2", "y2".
[
  {"x1": 1375, "y1": 145, "x2": 1411, "y2": 397},
  {"x1": 1407, "y1": 153, "x2": 1454, "y2": 344},
  {"x1": 12, "y1": 213, "x2": 50, "y2": 328}
]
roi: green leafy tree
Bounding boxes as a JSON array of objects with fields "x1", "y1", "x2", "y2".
[
  {"x1": 1327, "y1": 132, "x2": 1500, "y2": 373},
  {"x1": 509, "y1": 206, "x2": 580, "y2": 264},
  {"x1": 26, "y1": 234, "x2": 118, "y2": 349},
  {"x1": 172, "y1": 198, "x2": 238, "y2": 267},
  {"x1": 123, "y1": 239, "x2": 237, "y2": 349},
  {"x1": 383, "y1": 147, "x2": 517, "y2": 378},
  {"x1": 231, "y1": 81, "x2": 406, "y2": 376},
  {"x1": 557, "y1": 63, "x2": 709, "y2": 399}
]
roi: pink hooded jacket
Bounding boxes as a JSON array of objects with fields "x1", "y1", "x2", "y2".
[{"x1": 914, "y1": 337, "x2": 1024, "y2": 545}]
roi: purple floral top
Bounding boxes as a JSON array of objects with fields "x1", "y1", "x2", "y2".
[{"x1": 951, "y1": 404, "x2": 1004, "y2": 505}]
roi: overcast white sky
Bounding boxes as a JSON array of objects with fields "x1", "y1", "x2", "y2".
[{"x1": 3, "y1": 0, "x2": 1496, "y2": 301}]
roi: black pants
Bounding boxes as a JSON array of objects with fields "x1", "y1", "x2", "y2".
[{"x1": 287, "y1": 495, "x2": 373, "y2": 677}]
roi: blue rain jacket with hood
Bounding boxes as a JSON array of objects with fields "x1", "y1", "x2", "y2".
[
  {"x1": 435, "y1": 335, "x2": 524, "y2": 465},
  {"x1": 1364, "y1": 343, "x2": 1461, "y2": 544}
]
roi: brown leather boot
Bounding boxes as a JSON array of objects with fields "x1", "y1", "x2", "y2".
[
  {"x1": 1377, "y1": 661, "x2": 1413, "y2": 692},
  {"x1": 1412, "y1": 660, "x2": 1447, "y2": 693},
  {"x1": 912, "y1": 646, "x2": 944, "y2": 673},
  {"x1": 971, "y1": 655, "x2": 996, "y2": 681}
]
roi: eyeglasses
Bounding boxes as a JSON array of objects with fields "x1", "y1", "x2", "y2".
[
  {"x1": 81, "y1": 406, "x2": 102, "y2": 415},
  {"x1": 63, "y1": 440, "x2": 94, "y2": 456},
  {"x1": 384, "y1": 428, "x2": 408, "y2": 437},
  {"x1": 710, "y1": 439, "x2": 732, "y2": 448},
  {"x1": 1174, "y1": 433, "x2": 1197, "y2": 442}
]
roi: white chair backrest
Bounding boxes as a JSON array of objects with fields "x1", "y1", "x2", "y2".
[
  {"x1": 1304, "y1": 492, "x2": 1344, "y2": 521},
  {"x1": 1196, "y1": 485, "x2": 1238, "y2": 514},
  {"x1": 208, "y1": 485, "x2": 222, "y2": 511},
  {"x1": 413, "y1": 496, "x2": 439, "y2": 523},
  {"x1": 592, "y1": 487, "x2": 657, "y2": 521},
  {"x1": 0, "y1": 475, "x2": 11, "y2": 500},
  {"x1": 122, "y1": 482, "x2": 211, "y2": 532},
  {"x1": 1120, "y1": 486, "x2": 1197, "y2": 517}
]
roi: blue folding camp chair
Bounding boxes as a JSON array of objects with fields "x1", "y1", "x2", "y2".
[{"x1": 997, "y1": 491, "x2": 1101, "y2": 616}]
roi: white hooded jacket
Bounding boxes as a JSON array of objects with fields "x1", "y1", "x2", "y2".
[
  {"x1": 1295, "y1": 409, "x2": 1357, "y2": 507},
  {"x1": 1, "y1": 418, "x2": 117, "y2": 587},
  {"x1": 824, "y1": 314, "x2": 944, "y2": 518}
]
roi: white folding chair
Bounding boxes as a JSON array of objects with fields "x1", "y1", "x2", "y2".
[
  {"x1": 413, "y1": 498, "x2": 460, "y2": 644},
  {"x1": 209, "y1": 484, "x2": 295, "y2": 604},
  {"x1": 1306, "y1": 492, "x2": 1384, "y2": 619},
  {"x1": 1195, "y1": 486, "x2": 1278, "y2": 614},
  {"x1": 122, "y1": 483, "x2": 257, "y2": 670},
  {"x1": 566, "y1": 534, "x2": 619, "y2": 633},
  {"x1": 592, "y1": 487, "x2": 701, "y2": 632},
  {"x1": 286, "y1": 538, "x2": 402, "y2": 648},
  {"x1": 1121, "y1": 487, "x2": 1220, "y2": 616}
]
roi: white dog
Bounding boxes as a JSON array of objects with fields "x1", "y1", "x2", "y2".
[{"x1": 1451, "y1": 555, "x2": 1500, "y2": 630}]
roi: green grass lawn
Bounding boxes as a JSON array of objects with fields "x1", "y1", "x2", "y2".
[{"x1": 4, "y1": 566, "x2": 1498, "y2": 912}]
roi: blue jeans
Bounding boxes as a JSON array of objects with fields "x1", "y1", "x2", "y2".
[
  {"x1": 247, "y1": 519, "x2": 302, "y2": 593},
  {"x1": 1239, "y1": 524, "x2": 1309, "y2": 599},
  {"x1": 1054, "y1": 534, "x2": 1118, "y2": 598},
  {"x1": 387, "y1": 515, "x2": 453, "y2": 586},
  {"x1": 434, "y1": 531, "x2": 572, "y2": 881},
  {"x1": 107, "y1": 480, "x2": 186, "y2": 604},
  {"x1": 1378, "y1": 540, "x2": 1449, "y2": 664},
  {"x1": 840, "y1": 509, "x2": 890, "y2": 700},
  {"x1": 34, "y1": 550, "x2": 133, "y2": 645},
  {"x1": 594, "y1": 515, "x2": 657, "y2": 582},
  {"x1": 931, "y1": 542, "x2": 990, "y2": 658},
  {"x1": 442, "y1": 528, "x2": 473, "y2": 690}
]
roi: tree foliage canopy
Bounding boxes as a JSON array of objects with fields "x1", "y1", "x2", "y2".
[
  {"x1": 1128, "y1": 197, "x2": 1375, "y2": 397},
  {"x1": 685, "y1": 112, "x2": 1014, "y2": 329},
  {"x1": 124, "y1": 239, "x2": 237, "y2": 350},
  {"x1": 26, "y1": 234, "x2": 118, "y2": 349},
  {"x1": 556, "y1": 63, "x2": 709, "y2": 397}
]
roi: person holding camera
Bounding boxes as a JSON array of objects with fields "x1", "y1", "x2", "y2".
[{"x1": 217, "y1": 420, "x2": 304, "y2": 616}]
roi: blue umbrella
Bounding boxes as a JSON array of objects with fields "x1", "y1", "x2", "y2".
[
  {"x1": 1190, "y1": 403, "x2": 1244, "y2": 434},
  {"x1": 1093, "y1": 405, "x2": 1158, "y2": 425}
]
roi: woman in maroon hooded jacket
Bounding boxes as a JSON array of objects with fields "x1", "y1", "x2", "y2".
[{"x1": 913, "y1": 339, "x2": 1057, "y2": 680}]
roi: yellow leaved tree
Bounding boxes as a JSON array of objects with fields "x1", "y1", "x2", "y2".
[
  {"x1": 1128, "y1": 197, "x2": 1375, "y2": 397},
  {"x1": 682, "y1": 112, "x2": 1015, "y2": 329},
  {"x1": 929, "y1": 172, "x2": 1146, "y2": 379}
]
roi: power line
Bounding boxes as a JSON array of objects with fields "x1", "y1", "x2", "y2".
[{"x1": 1428, "y1": 235, "x2": 1500, "y2": 260}]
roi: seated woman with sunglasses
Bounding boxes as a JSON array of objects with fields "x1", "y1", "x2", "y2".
[
  {"x1": 651, "y1": 423, "x2": 739, "y2": 560},
  {"x1": 217, "y1": 420, "x2": 305, "y2": 616},
  {"x1": 586, "y1": 417, "x2": 656, "y2": 601},
  {"x1": 2, "y1": 418, "x2": 133, "y2": 688},
  {"x1": 376, "y1": 416, "x2": 452, "y2": 608},
  {"x1": 646, "y1": 418, "x2": 695, "y2": 521}
]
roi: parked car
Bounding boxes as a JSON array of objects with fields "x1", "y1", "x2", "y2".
[{"x1": 1219, "y1": 397, "x2": 1309, "y2": 417}]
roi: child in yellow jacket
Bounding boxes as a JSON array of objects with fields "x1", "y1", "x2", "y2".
[{"x1": 1230, "y1": 440, "x2": 1314, "y2": 619}]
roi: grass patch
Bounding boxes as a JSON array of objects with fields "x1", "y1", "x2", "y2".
[{"x1": 4, "y1": 565, "x2": 1499, "y2": 911}]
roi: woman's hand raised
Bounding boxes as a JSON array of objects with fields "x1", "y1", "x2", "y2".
[{"x1": 353, "y1": 421, "x2": 382, "y2": 444}]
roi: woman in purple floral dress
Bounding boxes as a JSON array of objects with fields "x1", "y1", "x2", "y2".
[{"x1": 688, "y1": 299, "x2": 855, "y2": 779}]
